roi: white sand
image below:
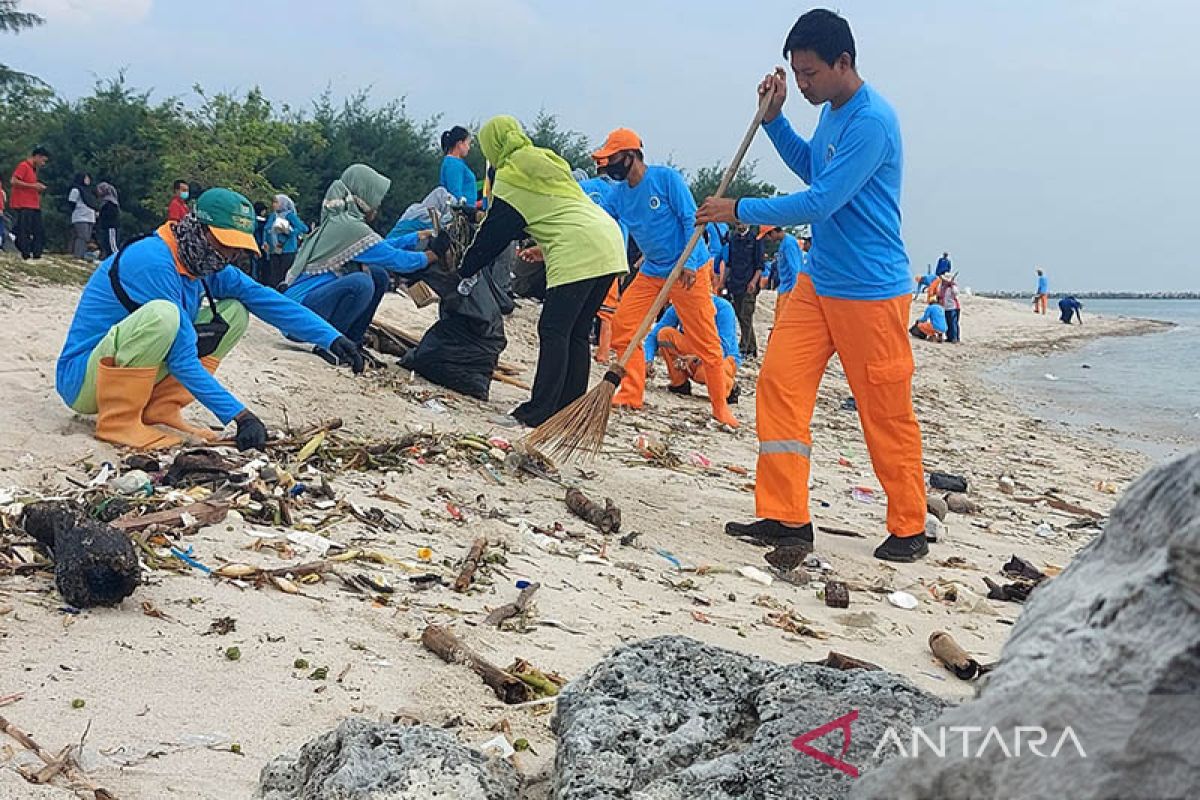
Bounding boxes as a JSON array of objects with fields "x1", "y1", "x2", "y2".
[{"x1": 0, "y1": 266, "x2": 1166, "y2": 798}]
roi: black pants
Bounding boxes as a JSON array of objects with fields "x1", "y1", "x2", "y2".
[
  {"x1": 730, "y1": 291, "x2": 758, "y2": 356},
  {"x1": 97, "y1": 226, "x2": 119, "y2": 260},
  {"x1": 513, "y1": 273, "x2": 614, "y2": 428},
  {"x1": 14, "y1": 209, "x2": 44, "y2": 259},
  {"x1": 263, "y1": 252, "x2": 296, "y2": 291}
]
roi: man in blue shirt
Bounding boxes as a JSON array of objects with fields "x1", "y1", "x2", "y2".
[
  {"x1": 910, "y1": 299, "x2": 948, "y2": 342},
  {"x1": 936, "y1": 252, "x2": 951, "y2": 276},
  {"x1": 1035, "y1": 268, "x2": 1049, "y2": 314},
  {"x1": 644, "y1": 295, "x2": 741, "y2": 404},
  {"x1": 57, "y1": 189, "x2": 358, "y2": 451},
  {"x1": 697, "y1": 9, "x2": 927, "y2": 563},
  {"x1": 759, "y1": 226, "x2": 806, "y2": 321}
]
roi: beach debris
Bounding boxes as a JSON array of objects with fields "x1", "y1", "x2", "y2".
[
  {"x1": 983, "y1": 576, "x2": 1036, "y2": 603},
  {"x1": 109, "y1": 470, "x2": 152, "y2": 496},
  {"x1": 929, "y1": 630, "x2": 981, "y2": 680},
  {"x1": 764, "y1": 545, "x2": 810, "y2": 572},
  {"x1": 944, "y1": 493, "x2": 978, "y2": 514},
  {"x1": 811, "y1": 651, "x2": 882, "y2": 671},
  {"x1": 1043, "y1": 373, "x2": 1058, "y2": 381},
  {"x1": 998, "y1": 475, "x2": 1017, "y2": 495},
  {"x1": 928, "y1": 472, "x2": 969, "y2": 493},
  {"x1": 840, "y1": 396, "x2": 857, "y2": 412},
  {"x1": 224, "y1": 646, "x2": 242, "y2": 661},
  {"x1": 21, "y1": 500, "x2": 140, "y2": 608},
  {"x1": 822, "y1": 580, "x2": 850, "y2": 608},
  {"x1": 420, "y1": 624, "x2": 534, "y2": 704},
  {"x1": 1002, "y1": 555, "x2": 1048, "y2": 583},
  {"x1": 926, "y1": 494, "x2": 949, "y2": 522},
  {"x1": 1035, "y1": 521, "x2": 1056, "y2": 538},
  {"x1": 453, "y1": 537, "x2": 488, "y2": 593},
  {"x1": 508, "y1": 657, "x2": 566, "y2": 699},
  {"x1": 206, "y1": 617, "x2": 237, "y2": 636},
  {"x1": 851, "y1": 486, "x2": 877, "y2": 504},
  {"x1": 0, "y1": 712, "x2": 117, "y2": 797},
  {"x1": 737, "y1": 565, "x2": 774, "y2": 586},
  {"x1": 887, "y1": 591, "x2": 919, "y2": 610},
  {"x1": 777, "y1": 567, "x2": 811, "y2": 586},
  {"x1": 564, "y1": 488, "x2": 621, "y2": 534},
  {"x1": 925, "y1": 513, "x2": 946, "y2": 543},
  {"x1": 484, "y1": 582, "x2": 540, "y2": 629},
  {"x1": 111, "y1": 499, "x2": 229, "y2": 533}
]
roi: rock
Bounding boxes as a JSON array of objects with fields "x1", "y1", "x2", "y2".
[
  {"x1": 926, "y1": 494, "x2": 948, "y2": 521},
  {"x1": 944, "y1": 492, "x2": 977, "y2": 514},
  {"x1": 552, "y1": 636, "x2": 946, "y2": 799},
  {"x1": 824, "y1": 579, "x2": 850, "y2": 608},
  {"x1": 260, "y1": 719, "x2": 519, "y2": 800},
  {"x1": 854, "y1": 450, "x2": 1200, "y2": 800},
  {"x1": 924, "y1": 512, "x2": 946, "y2": 542}
]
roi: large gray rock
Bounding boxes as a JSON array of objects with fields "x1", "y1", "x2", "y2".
[
  {"x1": 854, "y1": 451, "x2": 1200, "y2": 800},
  {"x1": 551, "y1": 636, "x2": 946, "y2": 799},
  {"x1": 260, "y1": 719, "x2": 519, "y2": 800}
]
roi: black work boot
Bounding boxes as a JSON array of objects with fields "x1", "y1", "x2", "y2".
[
  {"x1": 667, "y1": 380, "x2": 692, "y2": 396},
  {"x1": 725, "y1": 519, "x2": 814, "y2": 550},
  {"x1": 873, "y1": 532, "x2": 929, "y2": 563},
  {"x1": 727, "y1": 383, "x2": 741, "y2": 405}
]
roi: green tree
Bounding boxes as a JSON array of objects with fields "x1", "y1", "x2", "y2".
[
  {"x1": 687, "y1": 160, "x2": 777, "y2": 205},
  {"x1": 0, "y1": 0, "x2": 46, "y2": 92},
  {"x1": 525, "y1": 111, "x2": 593, "y2": 172}
]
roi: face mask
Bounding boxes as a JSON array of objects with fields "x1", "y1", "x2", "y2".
[
  {"x1": 603, "y1": 155, "x2": 631, "y2": 183},
  {"x1": 179, "y1": 191, "x2": 190, "y2": 200}
]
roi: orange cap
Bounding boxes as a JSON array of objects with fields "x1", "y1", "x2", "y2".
[
  {"x1": 592, "y1": 128, "x2": 643, "y2": 162},
  {"x1": 757, "y1": 225, "x2": 780, "y2": 239}
]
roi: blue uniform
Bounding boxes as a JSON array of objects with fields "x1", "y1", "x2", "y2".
[
  {"x1": 737, "y1": 83, "x2": 909, "y2": 301},
  {"x1": 440, "y1": 155, "x2": 478, "y2": 207},
  {"x1": 1037, "y1": 274, "x2": 1049, "y2": 294},
  {"x1": 762, "y1": 233, "x2": 805, "y2": 294},
  {"x1": 57, "y1": 233, "x2": 340, "y2": 423},
  {"x1": 918, "y1": 304, "x2": 948, "y2": 333},
  {"x1": 264, "y1": 210, "x2": 309, "y2": 254},
  {"x1": 579, "y1": 177, "x2": 616, "y2": 207},
  {"x1": 600, "y1": 165, "x2": 709, "y2": 278},
  {"x1": 935, "y1": 256, "x2": 951, "y2": 276},
  {"x1": 285, "y1": 233, "x2": 428, "y2": 304},
  {"x1": 645, "y1": 296, "x2": 740, "y2": 365},
  {"x1": 705, "y1": 222, "x2": 729, "y2": 276}
]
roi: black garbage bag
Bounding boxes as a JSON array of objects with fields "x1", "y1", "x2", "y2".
[{"x1": 400, "y1": 260, "x2": 507, "y2": 401}]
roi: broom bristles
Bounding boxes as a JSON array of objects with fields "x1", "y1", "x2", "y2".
[{"x1": 523, "y1": 377, "x2": 619, "y2": 462}]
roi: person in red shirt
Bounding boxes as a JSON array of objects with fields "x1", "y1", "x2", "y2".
[
  {"x1": 9, "y1": 146, "x2": 50, "y2": 260},
  {"x1": 167, "y1": 179, "x2": 190, "y2": 222}
]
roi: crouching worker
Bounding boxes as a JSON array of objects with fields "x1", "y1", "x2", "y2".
[
  {"x1": 286, "y1": 164, "x2": 451, "y2": 367},
  {"x1": 56, "y1": 188, "x2": 361, "y2": 452},
  {"x1": 909, "y1": 299, "x2": 947, "y2": 342},
  {"x1": 646, "y1": 295, "x2": 741, "y2": 404}
]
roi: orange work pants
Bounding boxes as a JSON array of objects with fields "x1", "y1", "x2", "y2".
[
  {"x1": 773, "y1": 289, "x2": 792, "y2": 324},
  {"x1": 755, "y1": 275, "x2": 925, "y2": 537},
  {"x1": 656, "y1": 327, "x2": 736, "y2": 389},
  {"x1": 1035, "y1": 294, "x2": 1048, "y2": 314},
  {"x1": 609, "y1": 262, "x2": 731, "y2": 419}
]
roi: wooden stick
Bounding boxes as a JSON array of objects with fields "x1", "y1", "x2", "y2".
[
  {"x1": 483, "y1": 582, "x2": 540, "y2": 627},
  {"x1": 209, "y1": 418, "x2": 343, "y2": 450},
  {"x1": 111, "y1": 500, "x2": 229, "y2": 533},
  {"x1": 811, "y1": 651, "x2": 882, "y2": 671},
  {"x1": 453, "y1": 538, "x2": 488, "y2": 593},
  {"x1": 420, "y1": 624, "x2": 533, "y2": 704}
]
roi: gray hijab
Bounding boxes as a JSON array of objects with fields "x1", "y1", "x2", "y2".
[{"x1": 274, "y1": 193, "x2": 296, "y2": 216}]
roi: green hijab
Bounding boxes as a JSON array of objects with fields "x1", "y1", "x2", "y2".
[
  {"x1": 287, "y1": 163, "x2": 392, "y2": 284},
  {"x1": 478, "y1": 116, "x2": 585, "y2": 202}
]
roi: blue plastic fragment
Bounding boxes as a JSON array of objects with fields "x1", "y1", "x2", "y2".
[
  {"x1": 170, "y1": 546, "x2": 212, "y2": 574},
  {"x1": 515, "y1": 580, "x2": 531, "y2": 590},
  {"x1": 656, "y1": 549, "x2": 683, "y2": 569}
]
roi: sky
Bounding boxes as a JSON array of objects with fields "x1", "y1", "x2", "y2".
[{"x1": 7, "y1": 0, "x2": 1199, "y2": 292}]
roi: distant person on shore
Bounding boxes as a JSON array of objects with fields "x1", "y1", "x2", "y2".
[
  {"x1": 167, "y1": 181, "x2": 190, "y2": 222},
  {"x1": 914, "y1": 264, "x2": 934, "y2": 298},
  {"x1": 1034, "y1": 268, "x2": 1049, "y2": 314},
  {"x1": 67, "y1": 173, "x2": 98, "y2": 260},
  {"x1": 910, "y1": 298, "x2": 947, "y2": 342},
  {"x1": 10, "y1": 146, "x2": 50, "y2": 261},
  {"x1": 937, "y1": 271, "x2": 961, "y2": 342},
  {"x1": 722, "y1": 223, "x2": 765, "y2": 359},
  {"x1": 263, "y1": 194, "x2": 309, "y2": 291},
  {"x1": 1058, "y1": 295, "x2": 1083, "y2": 324},
  {"x1": 94, "y1": 182, "x2": 121, "y2": 259},
  {"x1": 439, "y1": 126, "x2": 478, "y2": 211},
  {"x1": 0, "y1": 178, "x2": 7, "y2": 250},
  {"x1": 935, "y1": 251, "x2": 951, "y2": 276}
]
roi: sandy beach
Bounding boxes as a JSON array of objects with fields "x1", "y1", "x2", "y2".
[{"x1": 0, "y1": 256, "x2": 1172, "y2": 798}]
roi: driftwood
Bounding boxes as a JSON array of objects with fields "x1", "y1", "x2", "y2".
[
  {"x1": 111, "y1": 500, "x2": 229, "y2": 533},
  {"x1": 0, "y1": 714, "x2": 117, "y2": 798},
  {"x1": 453, "y1": 537, "x2": 488, "y2": 593},
  {"x1": 929, "y1": 630, "x2": 982, "y2": 680},
  {"x1": 564, "y1": 488, "x2": 621, "y2": 534},
  {"x1": 420, "y1": 624, "x2": 533, "y2": 704},
  {"x1": 483, "y1": 582, "x2": 540, "y2": 627},
  {"x1": 209, "y1": 417, "x2": 344, "y2": 450},
  {"x1": 21, "y1": 501, "x2": 139, "y2": 608},
  {"x1": 811, "y1": 651, "x2": 882, "y2": 671}
]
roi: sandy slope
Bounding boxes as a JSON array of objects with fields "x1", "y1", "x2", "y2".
[{"x1": 0, "y1": 264, "x2": 1168, "y2": 798}]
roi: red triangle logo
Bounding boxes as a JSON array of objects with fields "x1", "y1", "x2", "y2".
[{"x1": 792, "y1": 709, "x2": 860, "y2": 778}]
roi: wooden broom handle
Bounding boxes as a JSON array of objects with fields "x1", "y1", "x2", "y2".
[{"x1": 613, "y1": 87, "x2": 777, "y2": 371}]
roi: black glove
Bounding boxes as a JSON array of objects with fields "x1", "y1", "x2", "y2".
[
  {"x1": 234, "y1": 411, "x2": 268, "y2": 452},
  {"x1": 429, "y1": 230, "x2": 452, "y2": 261},
  {"x1": 329, "y1": 336, "x2": 365, "y2": 374}
]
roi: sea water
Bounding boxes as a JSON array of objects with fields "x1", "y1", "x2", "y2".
[{"x1": 990, "y1": 299, "x2": 1199, "y2": 461}]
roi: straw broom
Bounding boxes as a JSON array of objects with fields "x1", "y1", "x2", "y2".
[{"x1": 524, "y1": 88, "x2": 778, "y2": 461}]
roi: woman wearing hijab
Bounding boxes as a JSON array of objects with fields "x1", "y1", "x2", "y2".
[
  {"x1": 286, "y1": 164, "x2": 451, "y2": 366},
  {"x1": 67, "y1": 173, "x2": 97, "y2": 259},
  {"x1": 94, "y1": 182, "x2": 121, "y2": 259},
  {"x1": 262, "y1": 193, "x2": 309, "y2": 290},
  {"x1": 457, "y1": 115, "x2": 626, "y2": 428},
  {"x1": 439, "y1": 126, "x2": 478, "y2": 210},
  {"x1": 387, "y1": 187, "x2": 453, "y2": 239}
]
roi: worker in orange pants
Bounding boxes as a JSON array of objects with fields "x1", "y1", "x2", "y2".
[
  {"x1": 646, "y1": 293, "x2": 740, "y2": 404},
  {"x1": 697, "y1": 10, "x2": 928, "y2": 562},
  {"x1": 594, "y1": 276, "x2": 619, "y2": 363}
]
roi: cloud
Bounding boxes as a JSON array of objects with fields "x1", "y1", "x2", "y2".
[{"x1": 23, "y1": 0, "x2": 152, "y2": 24}]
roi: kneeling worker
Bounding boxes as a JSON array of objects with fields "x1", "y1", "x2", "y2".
[
  {"x1": 56, "y1": 189, "x2": 361, "y2": 451},
  {"x1": 645, "y1": 295, "x2": 741, "y2": 404},
  {"x1": 910, "y1": 299, "x2": 947, "y2": 342}
]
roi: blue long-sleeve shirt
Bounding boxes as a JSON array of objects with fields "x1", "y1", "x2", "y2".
[
  {"x1": 57, "y1": 232, "x2": 341, "y2": 424},
  {"x1": 737, "y1": 83, "x2": 910, "y2": 301},
  {"x1": 264, "y1": 211, "x2": 309, "y2": 254},
  {"x1": 285, "y1": 233, "x2": 429, "y2": 304},
  {"x1": 1037, "y1": 274, "x2": 1049, "y2": 294},
  {"x1": 600, "y1": 165, "x2": 710, "y2": 279},
  {"x1": 644, "y1": 296, "x2": 740, "y2": 365},
  {"x1": 918, "y1": 304, "x2": 948, "y2": 333},
  {"x1": 762, "y1": 233, "x2": 806, "y2": 294},
  {"x1": 705, "y1": 222, "x2": 729, "y2": 276},
  {"x1": 440, "y1": 156, "x2": 478, "y2": 208}
]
